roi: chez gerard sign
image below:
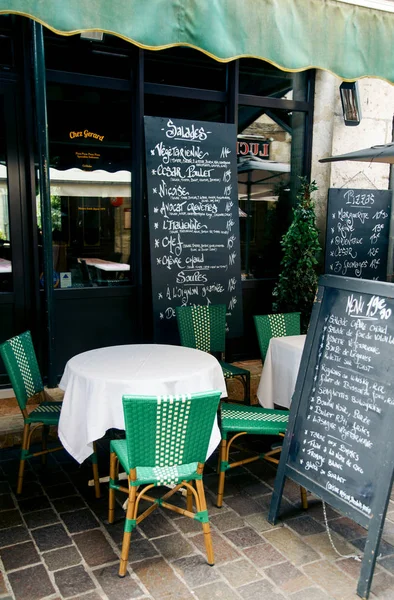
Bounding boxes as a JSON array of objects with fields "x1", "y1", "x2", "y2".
[{"x1": 69, "y1": 129, "x2": 105, "y2": 142}]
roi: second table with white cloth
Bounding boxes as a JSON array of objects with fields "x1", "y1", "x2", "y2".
[
  {"x1": 59, "y1": 344, "x2": 227, "y2": 464},
  {"x1": 257, "y1": 334, "x2": 306, "y2": 409}
]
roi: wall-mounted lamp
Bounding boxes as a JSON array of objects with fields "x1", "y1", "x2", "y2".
[
  {"x1": 80, "y1": 31, "x2": 104, "y2": 42},
  {"x1": 340, "y1": 81, "x2": 362, "y2": 126}
]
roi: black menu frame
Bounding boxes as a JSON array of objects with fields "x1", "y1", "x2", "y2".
[
  {"x1": 269, "y1": 274, "x2": 394, "y2": 599},
  {"x1": 324, "y1": 188, "x2": 391, "y2": 281}
]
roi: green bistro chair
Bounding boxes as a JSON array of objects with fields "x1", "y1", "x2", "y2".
[
  {"x1": 108, "y1": 390, "x2": 221, "y2": 577},
  {"x1": 216, "y1": 403, "x2": 308, "y2": 509},
  {"x1": 254, "y1": 312, "x2": 301, "y2": 363},
  {"x1": 0, "y1": 331, "x2": 101, "y2": 497},
  {"x1": 176, "y1": 304, "x2": 250, "y2": 405}
]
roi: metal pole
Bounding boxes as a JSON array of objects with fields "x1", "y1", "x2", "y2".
[
  {"x1": 32, "y1": 23, "x2": 56, "y2": 387},
  {"x1": 131, "y1": 49, "x2": 145, "y2": 341},
  {"x1": 387, "y1": 116, "x2": 394, "y2": 282},
  {"x1": 245, "y1": 171, "x2": 252, "y2": 276}
]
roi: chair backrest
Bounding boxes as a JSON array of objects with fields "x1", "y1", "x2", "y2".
[
  {"x1": 0, "y1": 331, "x2": 44, "y2": 410},
  {"x1": 254, "y1": 312, "x2": 301, "y2": 361},
  {"x1": 176, "y1": 304, "x2": 226, "y2": 353},
  {"x1": 79, "y1": 260, "x2": 93, "y2": 286},
  {"x1": 122, "y1": 390, "x2": 221, "y2": 470}
]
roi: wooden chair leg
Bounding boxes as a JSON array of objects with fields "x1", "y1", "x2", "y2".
[
  {"x1": 195, "y1": 478, "x2": 214, "y2": 566},
  {"x1": 216, "y1": 439, "x2": 227, "y2": 508},
  {"x1": 42, "y1": 425, "x2": 49, "y2": 465},
  {"x1": 108, "y1": 451, "x2": 117, "y2": 524},
  {"x1": 91, "y1": 442, "x2": 101, "y2": 499},
  {"x1": 17, "y1": 423, "x2": 30, "y2": 494},
  {"x1": 244, "y1": 374, "x2": 251, "y2": 406},
  {"x1": 300, "y1": 486, "x2": 308, "y2": 509},
  {"x1": 119, "y1": 484, "x2": 137, "y2": 577},
  {"x1": 186, "y1": 484, "x2": 193, "y2": 512}
]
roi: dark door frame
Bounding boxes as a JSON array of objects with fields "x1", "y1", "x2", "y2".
[{"x1": 0, "y1": 80, "x2": 34, "y2": 384}]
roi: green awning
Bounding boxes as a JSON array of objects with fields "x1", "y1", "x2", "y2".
[{"x1": 2, "y1": 0, "x2": 394, "y2": 83}]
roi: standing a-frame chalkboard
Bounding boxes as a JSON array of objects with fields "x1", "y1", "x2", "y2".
[
  {"x1": 144, "y1": 116, "x2": 243, "y2": 344},
  {"x1": 269, "y1": 275, "x2": 394, "y2": 599},
  {"x1": 325, "y1": 188, "x2": 391, "y2": 281}
]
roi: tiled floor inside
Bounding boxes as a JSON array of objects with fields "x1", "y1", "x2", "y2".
[{"x1": 0, "y1": 435, "x2": 394, "y2": 600}]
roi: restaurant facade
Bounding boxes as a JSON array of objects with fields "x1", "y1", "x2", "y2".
[{"x1": 0, "y1": 0, "x2": 393, "y2": 388}]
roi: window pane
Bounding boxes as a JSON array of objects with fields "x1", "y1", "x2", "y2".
[
  {"x1": 145, "y1": 95, "x2": 225, "y2": 122},
  {"x1": 0, "y1": 16, "x2": 15, "y2": 71},
  {"x1": 144, "y1": 47, "x2": 226, "y2": 91},
  {"x1": 37, "y1": 83, "x2": 132, "y2": 289},
  {"x1": 237, "y1": 106, "x2": 306, "y2": 280},
  {"x1": 239, "y1": 58, "x2": 310, "y2": 100},
  {"x1": 44, "y1": 32, "x2": 133, "y2": 79},
  {"x1": 0, "y1": 96, "x2": 11, "y2": 292}
]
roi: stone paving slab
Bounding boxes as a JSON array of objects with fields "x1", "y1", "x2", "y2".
[{"x1": 0, "y1": 431, "x2": 393, "y2": 598}]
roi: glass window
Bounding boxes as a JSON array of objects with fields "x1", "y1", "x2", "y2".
[
  {"x1": 144, "y1": 47, "x2": 226, "y2": 91},
  {"x1": 0, "y1": 96, "x2": 11, "y2": 292},
  {"x1": 239, "y1": 58, "x2": 293, "y2": 97},
  {"x1": 44, "y1": 32, "x2": 133, "y2": 79},
  {"x1": 239, "y1": 58, "x2": 309, "y2": 101},
  {"x1": 145, "y1": 95, "x2": 225, "y2": 122},
  {"x1": 37, "y1": 82, "x2": 133, "y2": 289},
  {"x1": 237, "y1": 106, "x2": 306, "y2": 280},
  {"x1": 0, "y1": 16, "x2": 15, "y2": 71}
]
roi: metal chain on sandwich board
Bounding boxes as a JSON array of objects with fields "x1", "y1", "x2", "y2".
[{"x1": 322, "y1": 502, "x2": 362, "y2": 562}]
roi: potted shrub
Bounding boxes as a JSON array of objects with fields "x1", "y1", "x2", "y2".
[{"x1": 272, "y1": 177, "x2": 321, "y2": 332}]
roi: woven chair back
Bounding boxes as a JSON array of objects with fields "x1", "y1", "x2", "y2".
[
  {"x1": 122, "y1": 390, "x2": 221, "y2": 469},
  {"x1": 254, "y1": 312, "x2": 301, "y2": 361},
  {"x1": 0, "y1": 331, "x2": 44, "y2": 410},
  {"x1": 176, "y1": 304, "x2": 226, "y2": 353}
]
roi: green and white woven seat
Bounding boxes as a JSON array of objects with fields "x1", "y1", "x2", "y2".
[
  {"x1": 108, "y1": 390, "x2": 221, "y2": 577},
  {"x1": 217, "y1": 401, "x2": 308, "y2": 510},
  {"x1": 0, "y1": 331, "x2": 101, "y2": 497},
  {"x1": 26, "y1": 401, "x2": 63, "y2": 424},
  {"x1": 254, "y1": 312, "x2": 301, "y2": 362},
  {"x1": 110, "y1": 440, "x2": 199, "y2": 485},
  {"x1": 221, "y1": 403, "x2": 289, "y2": 435},
  {"x1": 176, "y1": 304, "x2": 250, "y2": 405}
]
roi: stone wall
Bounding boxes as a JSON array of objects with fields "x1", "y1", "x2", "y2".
[{"x1": 311, "y1": 71, "x2": 394, "y2": 248}]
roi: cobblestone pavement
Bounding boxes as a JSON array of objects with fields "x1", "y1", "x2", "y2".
[{"x1": 0, "y1": 437, "x2": 394, "y2": 600}]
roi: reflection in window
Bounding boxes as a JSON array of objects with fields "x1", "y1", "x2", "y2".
[
  {"x1": 39, "y1": 82, "x2": 133, "y2": 289},
  {"x1": 144, "y1": 47, "x2": 226, "y2": 91},
  {"x1": 37, "y1": 169, "x2": 131, "y2": 288},
  {"x1": 237, "y1": 108, "x2": 297, "y2": 280},
  {"x1": 0, "y1": 95, "x2": 11, "y2": 292},
  {"x1": 239, "y1": 58, "x2": 308, "y2": 102},
  {"x1": 145, "y1": 96, "x2": 225, "y2": 123}
]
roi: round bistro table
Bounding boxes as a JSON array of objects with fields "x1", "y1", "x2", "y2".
[
  {"x1": 58, "y1": 343, "x2": 227, "y2": 464},
  {"x1": 257, "y1": 334, "x2": 306, "y2": 409}
]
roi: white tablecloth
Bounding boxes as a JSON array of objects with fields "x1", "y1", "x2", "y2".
[
  {"x1": 0, "y1": 258, "x2": 11, "y2": 274},
  {"x1": 257, "y1": 335, "x2": 306, "y2": 409},
  {"x1": 59, "y1": 344, "x2": 227, "y2": 463},
  {"x1": 78, "y1": 258, "x2": 130, "y2": 272}
]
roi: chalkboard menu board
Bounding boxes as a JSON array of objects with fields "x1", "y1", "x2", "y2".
[
  {"x1": 144, "y1": 116, "x2": 243, "y2": 343},
  {"x1": 269, "y1": 275, "x2": 394, "y2": 599},
  {"x1": 325, "y1": 188, "x2": 391, "y2": 281}
]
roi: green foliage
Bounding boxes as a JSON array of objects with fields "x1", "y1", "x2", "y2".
[
  {"x1": 36, "y1": 195, "x2": 62, "y2": 231},
  {"x1": 0, "y1": 230, "x2": 6, "y2": 241},
  {"x1": 272, "y1": 177, "x2": 321, "y2": 332}
]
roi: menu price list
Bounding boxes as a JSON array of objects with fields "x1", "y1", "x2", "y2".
[
  {"x1": 325, "y1": 188, "x2": 391, "y2": 281},
  {"x1": 289, "y1": 289, "x2": 394, "y2": 517},
  {"x1": 144, "y1": 116, "x2": 243, "y2": 342}
]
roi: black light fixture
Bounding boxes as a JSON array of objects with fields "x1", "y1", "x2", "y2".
[
  {"x1": 80, "y1": 31, "x2": 104, "y2": 42},
  {"x1": 340, "y1": 81, "x2": 362, "y2": 126}
]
